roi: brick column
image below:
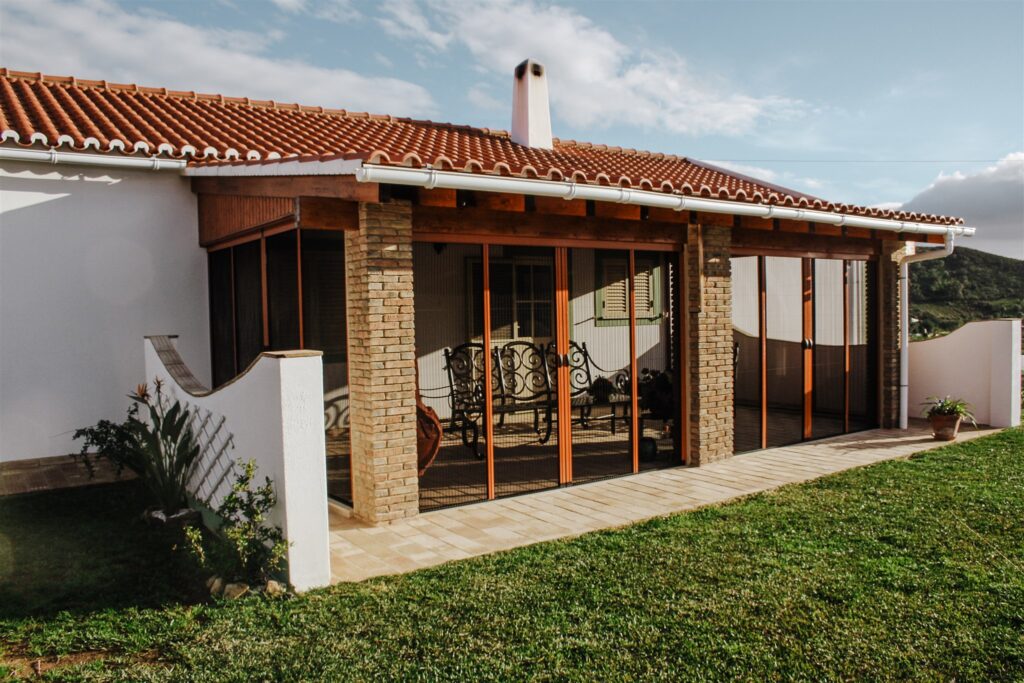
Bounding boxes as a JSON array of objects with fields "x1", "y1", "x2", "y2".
[
  {"x1": 345, "y1": 200, "x2": 419, "y2": 523},
  {"x1": 686, "y1": 223, "x2": 734, "y2": 464},
  {"x1": 878, "y1": 241, "x2": 906, "y2": 429}
]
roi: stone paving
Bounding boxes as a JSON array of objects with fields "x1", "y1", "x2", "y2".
[
  {"x1": 329, "y1": 422, "x2": 1001, "y2": 583},
  {"x1": 0, "y1": 455, "x2": 128, "y2": 497}
]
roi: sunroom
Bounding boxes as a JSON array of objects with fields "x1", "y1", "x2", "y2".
[{"x1": 189, "y1": 148, "x2": 968, "y2": 527}]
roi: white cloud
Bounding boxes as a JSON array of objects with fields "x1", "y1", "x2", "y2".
[
  {"x1": 270, "y1": 0, "x2": 361, "y2": 23},
  {"x1": 704, "y1": 160, "x2": 827, "y2": 198},
  {"x1": 897, "y1": 153, "x2": 1024, "y2": 260},
  {"x1": 378, "y1": 0, "x2": 452, "y2": 51},
  {"x1": 269, "y1": 0, "x2": 307, "y2": 10},
  {"x1": 0, "y1": 0, "x2": 434, "y2": 117},
  {"x1": 376, "y1": 0, "x2": 806, "y2": 137},
  {"x1": 704, "y1": 161, "x2": 782, "y2": 183},
  {"x1": 466, "y1": 85, "x2": 503, "y2": 111}
]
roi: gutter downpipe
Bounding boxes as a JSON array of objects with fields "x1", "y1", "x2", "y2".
[
  {"x1": 0, "y1": 146, "x2": 187, "y2": 171},
  {"x1": 898, "y1": 232, "x2": 957, "y2": 429}
]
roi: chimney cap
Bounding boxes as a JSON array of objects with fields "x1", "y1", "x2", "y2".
[{"x1": 515, "y1": 60, "x2": 544, "y2": 80}]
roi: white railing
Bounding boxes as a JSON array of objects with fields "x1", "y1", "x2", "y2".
[
  {"x1": 909, "y1": 320, "x2": 1022, "y2": 428},
  {"x1": 144, "y1": 335, "x2": 331, "y2": 591}
]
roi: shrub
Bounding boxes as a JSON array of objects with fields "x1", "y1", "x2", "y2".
[
  {"x1": 74, "y1": 380, "x2": 202, "y2": 513},
  {"x1": 185, "y1": 460, "x2": 287, "y2": 586}
]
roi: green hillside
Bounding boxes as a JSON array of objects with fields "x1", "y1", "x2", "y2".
[{"x1": 909, "y1": 246, "x2": 1024, "y2": 340}]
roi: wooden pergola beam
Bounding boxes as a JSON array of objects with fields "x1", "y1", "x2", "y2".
[
  {"x1": 412, "y1": 205, "x2": 687, "y2": 248},
  {"x1": 297, "y1": 197, "x2": 359, "y2": 230},
  {"x1": 191, "y1": 175, "x2": 379, "y2": 202}
]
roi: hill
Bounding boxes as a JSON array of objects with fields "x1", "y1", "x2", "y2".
[{"x1": 909, "y1": 246, "x2": 1024, "y2": 340}]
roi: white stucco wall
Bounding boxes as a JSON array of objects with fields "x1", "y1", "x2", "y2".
[
  {"x1": 144, "y1": 338, "x2": 331, "y2": 591},
  {"x1": 909, "y1": 319, "x2": 1022, "y2": 428},
  {"x1": 0, "y1": 160, "x2": 209, "y2": 462}
]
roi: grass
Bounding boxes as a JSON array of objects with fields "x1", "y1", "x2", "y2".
[{"x1": 2, "y1": 430, "x2": 1022, "y2": 681}]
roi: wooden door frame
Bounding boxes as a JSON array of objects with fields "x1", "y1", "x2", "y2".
[
  {"x1": 555, "y1": 246, "x2": 573, "y2": 484},
  {"x1": 757, "y1": 255, "x2": 768, "y2": 450},
  {"x1": 802, "y1": 258, "x2": 814, "y2": 440},
  {"x1": 481, "y1": 244, "x2": 497, "y2": 499}
]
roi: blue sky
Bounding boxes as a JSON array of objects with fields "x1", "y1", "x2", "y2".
[{"x1": 2, "y1": 0, "x2": 1022, "y2": 256}]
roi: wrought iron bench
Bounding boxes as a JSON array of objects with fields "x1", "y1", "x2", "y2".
[
  {"x1": 443, "y1": 341, "x2": 554, "y2": 457},
  {"x1": 444, "y1": 340, "x2": 648, "y2": 456}
]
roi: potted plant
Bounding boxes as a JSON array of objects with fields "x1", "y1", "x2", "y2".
[{"x1": 921, "y1": 396, "x2": 976, "y2": 441}]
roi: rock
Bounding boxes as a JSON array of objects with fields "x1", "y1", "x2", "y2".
[
  {"x1": 207, "y1": 576, "x2": 224, "y2": 597},
  {"x1": 145, "y1": 509, "x2": 167, "y2": 524},
  {"x1": 167, "y1": 508, "x2": 199, "y2": 523},
  {"x1": 222, "y1": 583, "x2": 249, "y2": 600},
  {"x1": 265, "y1": 580, "x2": 285, "y2": 597}
]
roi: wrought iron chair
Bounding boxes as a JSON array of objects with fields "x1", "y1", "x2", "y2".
[{"x1": 442, "y1": 343, "x2": 492, "y2": 457}]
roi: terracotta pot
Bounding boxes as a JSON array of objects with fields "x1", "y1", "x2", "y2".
[{"x1": 928, "y1": 414, "x2": 962, "y2": 441}]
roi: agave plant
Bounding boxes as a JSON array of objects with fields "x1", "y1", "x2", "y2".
[{"x1": 75, "y1": 379, "x2": 202, "y2": 514}]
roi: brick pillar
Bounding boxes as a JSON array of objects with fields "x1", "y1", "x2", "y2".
[
  {"x1": 878, "y1": 241, "x2": 906, "y2": 429},
  {"x1": 345, "y1": 201, "x2": 419, "y2": 523},
  {"x1": 686, "y1": 223, "x2": 734, "y2": 464}
]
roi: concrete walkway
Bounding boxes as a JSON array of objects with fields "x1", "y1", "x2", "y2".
[{"x1": 329, "y1": 422, "x2": 1001, "y2": 583}]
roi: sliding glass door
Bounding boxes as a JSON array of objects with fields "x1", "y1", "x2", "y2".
[
  {"x1": 731, "y1": 254, "x2": 878, "y2": 452},
  {"x1": 732, "y1": 256, "x2": 763, "y2": 453},
  {"x1": 488, "y1": 245, "x2": 562, "y2": 499},
  {"x1": 812, "y1": 259, "x2": 846, "y2": 439},
  {"x1": 764, "y1": 256, "x2": 806, "y2": 448},
  {"x1": 413, "y1": 239, "x2": 685, "y2": 511}
]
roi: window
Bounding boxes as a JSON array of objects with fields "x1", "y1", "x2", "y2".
[
  {"x1": 468, "y1": 255, "x2": 555, "y2": 342},
  {"x1": 595, "y1": 253, "x2": 662, "y2": 326},
  {"x1": 206, "y1": 230, "x2": 347, "y2": 387}
]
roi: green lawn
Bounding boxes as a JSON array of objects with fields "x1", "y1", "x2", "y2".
[{"x1": 2, "y1": 430, "x2": 1023, "y2": 681}]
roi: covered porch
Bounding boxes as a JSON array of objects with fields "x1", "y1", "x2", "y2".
[{"x1": 190, "y1": 169, "x2": 949, "y2": 525}]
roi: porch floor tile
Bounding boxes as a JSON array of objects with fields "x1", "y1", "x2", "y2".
[{"x1": 329, "y1": 423, "x2": 1000, "y2": 583}]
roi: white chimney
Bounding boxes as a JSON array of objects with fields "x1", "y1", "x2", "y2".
[{"x1": 511, "y1": 59, "x2": 553, "y2": 149}]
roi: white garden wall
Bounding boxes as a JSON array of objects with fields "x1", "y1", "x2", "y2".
[
  {"x1": 144, "y1": 336, "x2": 331, "y2": 592},
  {"x1": 909, "y1": 319, "x2": 1022, "y2": 428},
  {"x1": 0, "y1": 160, "x2": 209, "y2": 462}
]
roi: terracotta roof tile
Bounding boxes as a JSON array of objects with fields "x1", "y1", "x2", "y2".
[{"x1": 0, "y1": 68, "x2": 963, "y2": 226}]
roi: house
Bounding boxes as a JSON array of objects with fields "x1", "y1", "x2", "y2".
[{"x1": 0, "y1": 62, "x2": 975, "y2": 525}]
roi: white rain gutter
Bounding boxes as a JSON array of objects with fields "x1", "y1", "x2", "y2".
[
  {"x1": 898, "y1": 234, "x2": 956, "y2": 429},
  {"x1": 0, "y1": 146, "x2": 187, "y2": 171},
  {"x1": 355, "y1": 165, "x2": 976, "y2": 238}
]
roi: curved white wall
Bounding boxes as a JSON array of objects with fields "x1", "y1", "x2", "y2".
[
  {"x1": 144, "y1": 337, "x2": 330, "y2": 591},
  {"x1": 0, "y1": 160, "x2": 209, "y2": 462},
  {"x1": 909, "y1": 319, "x2": 1022, "y2": 428}
]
